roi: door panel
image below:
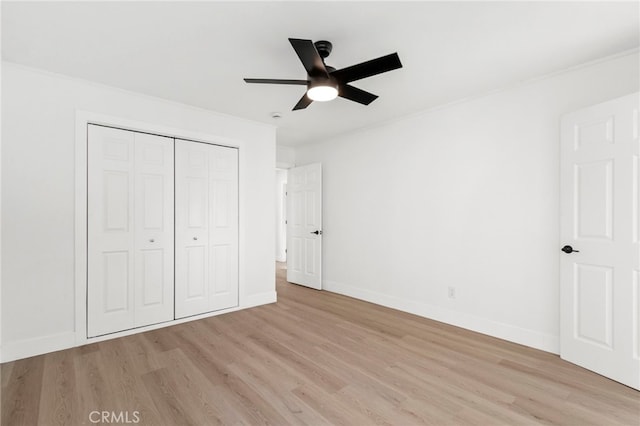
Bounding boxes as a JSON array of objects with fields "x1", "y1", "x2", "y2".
[
  {"x1": 560, "y1": 92, "x2": 639, "y2": 390},
  {"x1": 140, "y1": 249, "x2": 164, "y2": 306},
  {"x1": 292, "y1": 192, "x2": 303, "y2": 226},
  {"x1": 103, "y1": 251, "x2": 130, "y2": 312},
  {"x1": 104, "y1": 172, "x2": 130, "y2": 231},
  {"x1": 175, "y1": 141, "x2": 211, "y2": 318},
  {"x1": 287, "y1": 163, "x2": 322, "y2": 289},
  {"x1": 305, "y1": 239, "x2": 316, "y2": 275},
  {"x1": 175, "y1": 140, "x2": 238, "y2": 317},
  {"x1": 187, "y1": 178, "x2": 208, "y2": 227},
  {"x1": 88, "y1": 125, "x2": 136, "y2": 337},
  {"x1": 306, "y1": 190, "x2": 319, "y2": 235},
  {"x1": 575, "y1": 117, "x2": 614, "y2": 150},
  {"x1": 133, "y1": 132, "x2": 174, "y2": 327},
  {"x1": 213, "y1": 181, "x2": 230, "y2": 227},
  {"x1": 290, "y1": 237, "x2": 302, "y2": 272},
  {"x1": 575, "y1": 160, "x2": 613, "y2": 240},
  {"x1": 212, "y1": 244, "x2": 231, "y2": 293},
  {"x1": 141, "y1": 175, "x2": 164, "y2": 229},
  {"x1": 209, "y1": 145, "x2": 238, "y2": 310},
  {"x1": 574, "y1": 264, "x2": 613, "y2": 348},
  {"x1": 186, "y1": 246, "x2": 207, "y2": 298}
]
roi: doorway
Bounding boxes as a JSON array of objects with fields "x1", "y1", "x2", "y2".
[{"x1": 275, "y1": 168, "x2": 288, "y2": 263}]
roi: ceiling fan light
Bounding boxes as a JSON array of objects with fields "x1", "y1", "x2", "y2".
[{"x1": 307, "y1": 84, "x2": 338, "y2": 102}]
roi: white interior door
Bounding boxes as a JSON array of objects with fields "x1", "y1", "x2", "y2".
[
  {"x1": 175, "y1": 139, "x2": 239, "y2": 318},
  {"x1": 133, "y1": 132, "x2": 174, "y2": 327},
  {"x1": 175, "y1": 140, "x2": 210, "y2": 318},
  {"x1": 286, "y1": 163, "x2": 322, "y2": 289},
  {"x1": 88, "y1": 126, "x2": 135, "y2": 336},
  {"x1": 207, "y1": 144, "x2": 239, "y2": 311},
  {"x1": 560, "y1": 92, "x2": 639, "y2": 390},
  {"x1": 88, "y1": 125, "x2": 174, "y2": 337}
]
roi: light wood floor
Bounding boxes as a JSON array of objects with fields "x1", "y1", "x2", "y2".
[{"x1": 2, "y1": 263, "x2": 639, "y2": 425}]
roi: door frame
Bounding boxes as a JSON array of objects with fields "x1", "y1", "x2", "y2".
[
  {"x1": 275, "y1": 169, "x2": 288, "y2": 263},
  {"x1": 74, "y1": 110, "x2": 247, "y2": 346}
]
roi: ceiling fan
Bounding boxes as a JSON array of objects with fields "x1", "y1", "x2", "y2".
[{"x1": 244, "y1": 38, "x2": 403, "y2": 111}]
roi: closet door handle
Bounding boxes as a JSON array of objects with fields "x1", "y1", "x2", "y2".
[
  {"x1": 193, "y1": 237, "x2": 198, "y2": 241},
  {"x1": 149, "y1": 239, "x2": 155, "y2": 243}
]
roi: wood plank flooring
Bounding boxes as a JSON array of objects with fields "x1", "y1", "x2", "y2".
[{"x1": 2, "y1": 263, "x2": 639, "y2": 425}]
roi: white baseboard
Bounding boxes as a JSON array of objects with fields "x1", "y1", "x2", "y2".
[
  {"x1": 2, "y1": 292, "x2": 278, "y2": 363},
  {"x1": 2, "y1": 286, "x2": 554, "y2": 362},
  {"x1": 243, "y1": 291, "x2": 277, "y2": 308},
  {"x1": 1, "y1": 331, "x2": 76, "y2": 363},
  {"x1": 323, "y1": 280, "x2": 559, "y2": 354}
]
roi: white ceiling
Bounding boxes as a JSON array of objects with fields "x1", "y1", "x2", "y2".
[{"x1": 2, "y1": 1, "x2": 638, "y2": 146}]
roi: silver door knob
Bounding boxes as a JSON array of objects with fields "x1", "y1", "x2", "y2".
[
  {"x1": 193, "y1": 237, "x2": 198, "y2": 240},
  {"x1": 149, "y1": 239, "x2": 155, "y2": 243}
]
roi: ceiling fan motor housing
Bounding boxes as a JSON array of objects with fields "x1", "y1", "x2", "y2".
[
  {"x1": 314, "y1": 40, "x2": 333, "y2": 58},
  {"x1": 313, "y1": 41, "x2": 335, "y2": 88}
]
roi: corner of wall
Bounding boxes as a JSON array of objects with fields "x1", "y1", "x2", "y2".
[{"x1": 243, "y1": 291, "x2": 277, "y2": 309}]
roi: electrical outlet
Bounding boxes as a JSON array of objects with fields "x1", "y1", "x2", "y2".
[{"x1": 448, "y1": 287, "x2": 456, "y2": 299}]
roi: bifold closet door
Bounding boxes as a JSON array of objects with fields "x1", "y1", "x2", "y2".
[
  {"x1": 87, "y1": 125, "x2": 174, "y2": 337},
  {"x1": 175, "y1": 139, "x2": 239, "y2": 318}
]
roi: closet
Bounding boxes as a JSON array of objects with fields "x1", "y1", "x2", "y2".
[
  {"x1": 174, "y1": 139, "x2": 239, "y2": 318},
  {"x1": 87, "y1": 125, "x2": 239, "y2": 337}
]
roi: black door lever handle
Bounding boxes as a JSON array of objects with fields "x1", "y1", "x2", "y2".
[
  {"x1": 311, "y1": 230, "x2": 322, "y2": 235},
  {"x1": 561, "y1": 245, "x2": 579, "y2": 254}
]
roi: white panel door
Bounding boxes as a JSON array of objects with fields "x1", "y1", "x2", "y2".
[
  {"x1": 133, "y1": 132, "x2": 174, "y2": 327},
  {"x1": 208, "y1": 144, "x2": 239, "y2": 311},
  {"x1": 88, "y1": 126, "x2": 175, "y2": 337},
  {"x1": 175, "y1": 140, "x2": 238, "y2": 318},
  {"x1": 88, "y1": 125, "x2": 135, "y2": 337},
  {"x1": 287, "y1": 163, "x2": 322, "y2": 289},
  {"x1": 175, "y1": 140, "x2": 211, "y2": 318},
  {"x1": 560, "y1": 92, "x2": 639, "y2": 390}
]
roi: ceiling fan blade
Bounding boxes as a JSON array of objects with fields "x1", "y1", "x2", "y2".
[
  {"x1": 292, "y1": 93, "x2": 313, "y2": 110},
  {"x1": 289, "y1": 38, "x2": 328, "y2": 77},
  {"x1": 338, "y1": 84, "x2": 378, "y2": 105},
  {"x1": 331, "y1": 53, "x2": 402, "y2": 83},
  {"x1": 244, "y1": 78, "x2": 308, "y2": 85}
]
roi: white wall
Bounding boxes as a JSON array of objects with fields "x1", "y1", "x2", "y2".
[
  {"x1": 276, "y1": 145, "x2": 295, "y2": 169},
  {"x1": 294, "y1": 51, "x2": 640, "y2": 353},
  {"x1": 275, "y1": 169, "x2": 287, "y2": 262},
  {"x1": 1, "y1": 63, "x2": 276, "y2": 361}
]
